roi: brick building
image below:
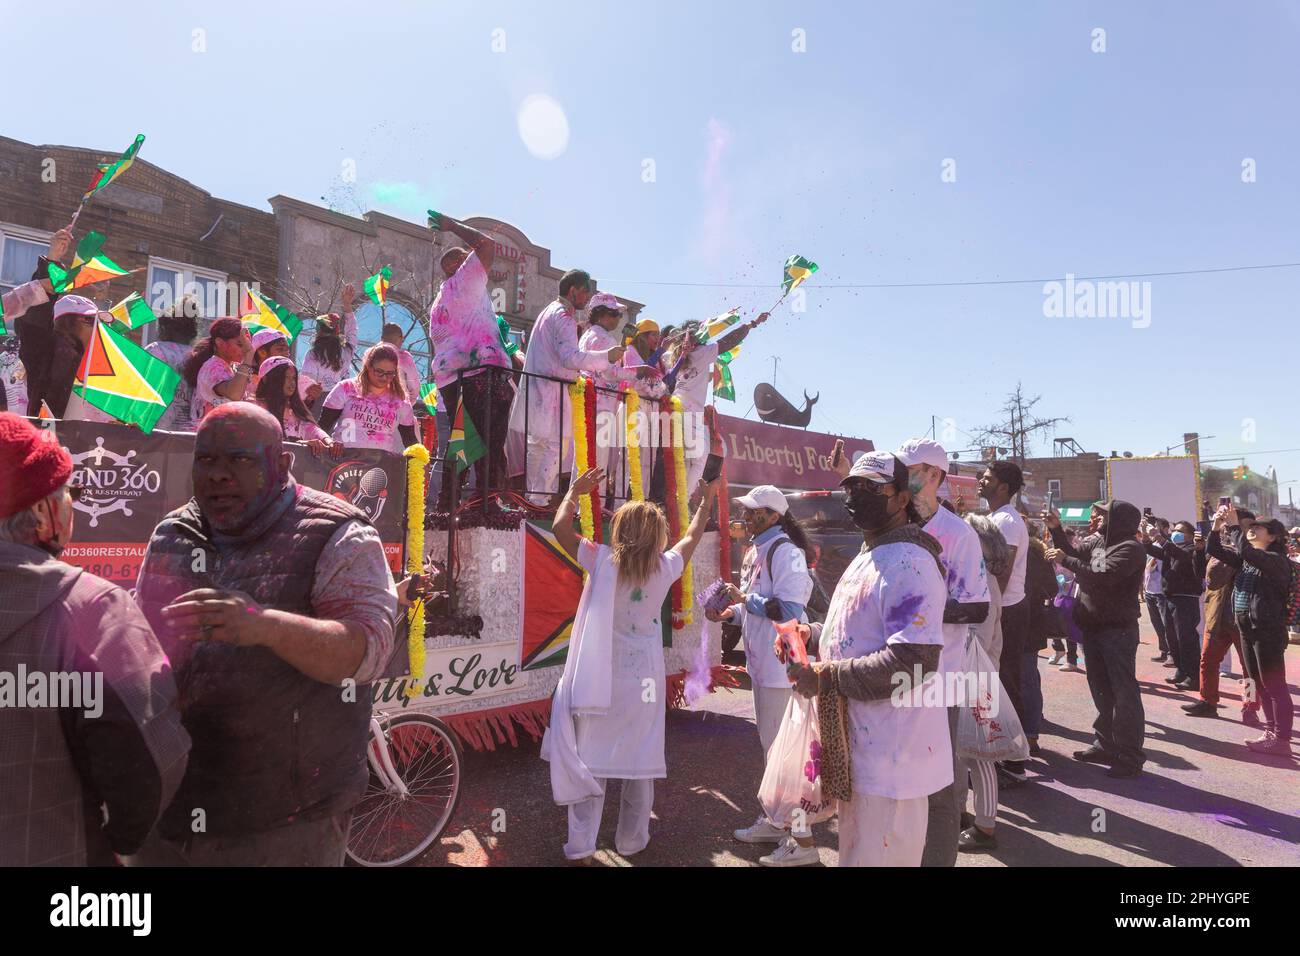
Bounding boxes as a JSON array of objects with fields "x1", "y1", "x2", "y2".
[
  {"x1": 270, "y1": 197, "x2": 644, "y2": 374},
  {"x1": 0, "y1": 134, "x2": 645, "y2": 380},
  {"x1": 0, "y1": 134, "x2": 279, "y2": 337}
]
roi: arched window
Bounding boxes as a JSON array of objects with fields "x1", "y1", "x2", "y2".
[{"x1": 352, "y1": 300, "x2": 430, "y2": 378}]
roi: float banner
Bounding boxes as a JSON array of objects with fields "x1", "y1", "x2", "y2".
[
  {"x1": 715, "y1": 413, "x2": 874, "y2": 490},
  {"x1": 51, "y1": 419, "x2": 406, "y2": 588},
  {"x1": 372, "y1": 641, "x2": 522, "y2": 713}
]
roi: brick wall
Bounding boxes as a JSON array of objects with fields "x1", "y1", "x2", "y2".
[{"x1": 0, "y1": 135, "x2": 278, "y2": 324}]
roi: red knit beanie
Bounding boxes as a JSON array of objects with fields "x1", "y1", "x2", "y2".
[{"x1": 0, "y1": 413, "x2": 73, "y2": 519}]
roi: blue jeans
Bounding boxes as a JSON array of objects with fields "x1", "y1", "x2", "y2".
[
  {"x1": 1082, "y1": 623, "x2": 1146, "y2": 770},
  {"x1": 1144, "y1": 592, "x2": 1169, "y2": 655}
]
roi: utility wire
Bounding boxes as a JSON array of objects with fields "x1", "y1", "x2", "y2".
[{"x1": 607, "y1": 261, "x2": 1300, "y2": 290}]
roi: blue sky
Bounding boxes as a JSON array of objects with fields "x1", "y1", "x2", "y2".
[{"x1": 5, "y1": 0, "x2": 1299, "y2": 495}]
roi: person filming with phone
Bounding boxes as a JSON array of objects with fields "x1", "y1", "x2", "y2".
[{"x1": 1206, "y1": 504, "x2": 1295, "y2": 755}]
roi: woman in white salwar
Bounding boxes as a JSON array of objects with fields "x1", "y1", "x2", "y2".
[{"x1": 542, "y1": 466, "x2": 719, "y2": 863}]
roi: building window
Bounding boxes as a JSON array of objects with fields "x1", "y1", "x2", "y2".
[
  {"x1": 0, "y1": 224, "x2": 52, "y2": 295},
  {"x1": 145, "y1": 258, "x2": 229, "y2": 342},
  {"x1": 1047, "y1": 479, "x2": 1061, "y2": 498}
]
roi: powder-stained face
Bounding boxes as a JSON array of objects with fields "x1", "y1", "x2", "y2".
[
  {"x1": 193, "y1": 407, "x2": 288, "y2": 532},
  {"x1": 282, "y1": 369, "x2": 298, "y2": 398}
]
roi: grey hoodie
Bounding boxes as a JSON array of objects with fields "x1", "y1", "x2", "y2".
[{"x1": 0, "y1": 541, "x2": 190, "y2": 865}]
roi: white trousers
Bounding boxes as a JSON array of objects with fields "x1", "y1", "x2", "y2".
[
  {"x1": 564, "y1": 777, "x2": 655, "y2": 860},
  {"x1": 754, "y1": 683, "x2": 793, "y2": 758},
  {"x1": 837, "y1": 792, "x2": 929, "y2": 867},
  {"x1": 959, "y1": 757, "x2": 999, "y2": 829},
  {"x1": 526, "y1": 434, "x2": 574, "y2": 503}
]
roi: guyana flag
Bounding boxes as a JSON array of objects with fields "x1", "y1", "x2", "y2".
[
  {"x1": 695, "y1": 307, "x2": 741, "y2": 344},
  {"x1": 73, "y1": 318, "x2": 180, "y2": 434},
  {"x1": 106, "y1": 292, "x2": 157, "y2": 329},
  {"x1": 82, "y1": 134, "x2": 145, "y2": 202},
  {"x1": 48, "y1": 231, "x2": 134, "y2": 292},
  {"x1": 496, "y1": 314, "x2": 519, "y2": 356},
  {"x1": 519, "y1": 520, "x2": 584, "y2": 670},
  {"x1": 712, "y1": 344, "x2": 739, "y2": 401},
  {"x1": 240, "y1": 288, "x2": 302, "y2": 343},
  {"x1": 447, "y1": 396, "x2": 485, "y2": 473},
  {"x1": 781, "y1": 254, "x2": 818, "y2": 295},
  {"x1": 364, "y1": 266, "x2": 391, "y2": 306},
  {"x1": 0, "y1": 295, "x2": 6, "y2": 336},
  {"x1": 419, "y1": 382, "x2": 439, "y2": 415}
]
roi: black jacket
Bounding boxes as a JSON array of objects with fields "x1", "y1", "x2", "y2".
[
  {"x1": 1144, "y1": 537, "x2": 1206, "y2": 597},
  {"x1": 1025, "y1": 538, "x2": 1057, "y2": 650},
  {"x1": 1206, "y1": 529, "x2": 1293, "y2": 634},
  {"x1": 15, "y1": 256, "x2": 59, "y2": 415},
  {"x1": 1049, "y1": 499, "x2": 1146, "y2": 631}
]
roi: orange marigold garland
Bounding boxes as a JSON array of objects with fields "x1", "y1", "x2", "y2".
[{"x1": 624, "y1": 388, "x2": 644, "y2": 502}]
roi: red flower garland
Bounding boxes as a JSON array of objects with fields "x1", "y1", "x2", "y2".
[
  {"x1": 717, "y1": 455, "x2": 732, "y2": 582},
  {"x1": 584, "y1": 376, "x2": 603, "y2": 543},
  {"x1": 662, "y1": 397, "x2": 684, "y2": 628}
]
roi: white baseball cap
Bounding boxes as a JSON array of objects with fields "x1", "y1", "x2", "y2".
[
  {"x1": 734, "y1": 484, "x2": 789, "y2": 516},
  {"x1": 587, "y1": 292, "x2": 626, "y2": 314},
  {"x1": 896, "y1": 437, "x2": 949, "y2": 471},
  {"x1": 251, "y1": 328, "x2": 288, "y2": 352},
  {"x1": 846, "y1": 450, "x2": 907, "y2": 488},
  {"x1": 53, "y1": 295, "x2": 98, "y2": 319}
]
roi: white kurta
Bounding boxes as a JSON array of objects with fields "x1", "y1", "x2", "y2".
[
  {"x1": 578, "y1": 324, "x2": 624, "y2": 484},
  {"x1": 506, "y1": 299, "x2": 607, "y2": 497},
  {"x1": 571, "y1": 541, "x2": 683, "y2": 779}
]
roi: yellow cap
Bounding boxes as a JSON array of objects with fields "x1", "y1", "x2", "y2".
[{"x1": 634, "y1": 318, "x2": 660, "y2": 334}]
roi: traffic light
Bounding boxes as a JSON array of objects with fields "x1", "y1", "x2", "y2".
[{"x1": 1232, "y1": 465, "x2": 1247, "y2": 481}]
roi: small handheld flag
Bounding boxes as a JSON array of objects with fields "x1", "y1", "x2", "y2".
[
  {"x1": 364, "y1": 266, "x2": 392, "y2": 307},
  {"x1": 781, "y1": 255, "x2": 818, "y2": 296},
  {"x1": 74, "y1": 316, "x2": 181, "y2": 434},
  {"x1": 240, "y1": 288, "x2": 303, "y2": 344},
  {"x1": 695, "y1": 308, "x2": 742, "y2": 344},
  {"x1": 83, "y1": 134, "x2": 145, "y2": 203},
  {"x1": 107, "y1": 292, "x2": 157, "y2": 330},
  {"x1": 419, "y1": 382, "x2": 439, "y2": 415},
  {"x1": 49, "y1": 231, "x2": 135, "y2": 292},
  {"x1": 426, "y1": 209, "x2": 443, "y2": 230},
  {"x1": 711, "y1": 345, "x2": 739, "y2": 401},
  {"x1": 447, "y1": 397, "x2": 486, "y2": 474}
]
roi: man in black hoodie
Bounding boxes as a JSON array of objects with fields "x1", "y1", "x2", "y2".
[
  {"x1": 1044, "y1": 499, "x2": 1148, "y2": 777},
  {"x1": 1142, "y1": 518, "x2": 1206, "y2": 692}
]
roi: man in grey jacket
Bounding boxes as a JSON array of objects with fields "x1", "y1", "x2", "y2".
[{"x1": 0, "y1": 412, "x2": 191, "y2": 865}]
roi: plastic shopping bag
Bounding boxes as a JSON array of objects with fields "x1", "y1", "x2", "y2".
[
  {"x1": 956, "y1": 630, "x2": 1031, "y2": 763},
  {"x1": 758, "y1": 694, "x2": 837, "y2": 833}
]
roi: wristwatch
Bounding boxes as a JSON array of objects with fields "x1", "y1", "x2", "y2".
[{"x1": 234, "y1": 363, "x2": 257, "y2": 376}]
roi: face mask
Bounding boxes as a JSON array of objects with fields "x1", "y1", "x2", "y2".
[
  {"x1": 1170, "y1": 531, "x2": 1186, "y2": 544},
  {"x1": 844, "y1": 484, "x2": 896, "y2": 531}
]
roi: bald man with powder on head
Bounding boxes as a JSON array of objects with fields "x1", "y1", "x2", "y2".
[{"x1": 130, "y1": 401, "x2": 397, "y2": 866}]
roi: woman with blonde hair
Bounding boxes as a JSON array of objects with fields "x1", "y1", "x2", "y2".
[
  {"x1": 317, "y1": 342, "x2": 417, "y2": 455},
  {"x1": 542, "y1": 466, "x2": 719, "y2": 863}
]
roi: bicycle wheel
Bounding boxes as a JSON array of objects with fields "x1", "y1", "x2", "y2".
[{"x1": 346, "y1": 712, "x2": 463, "y2": 867}]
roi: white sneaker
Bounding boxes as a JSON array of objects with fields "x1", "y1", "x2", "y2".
[
  {"x1": 759, "y1": 837, "x2": 820, "y2": 867},
  {"x1": 1059, "y1": 662, "x2": 1081, "y2": 672},
  {"x1": 1047, "y1": 651, "x2": 1063, "y2": 665},
  {"x1": 733, "y1": 816, "x2": 786, "y2": 844}
]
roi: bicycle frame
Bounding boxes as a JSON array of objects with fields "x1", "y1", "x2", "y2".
[{"x1": 366, "y1": 714, "x2": 410, "y2": 798}]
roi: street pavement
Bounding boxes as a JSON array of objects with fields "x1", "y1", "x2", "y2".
[{"x1": 415, "y1": 620, "x2": 1299, "y2": 867}]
